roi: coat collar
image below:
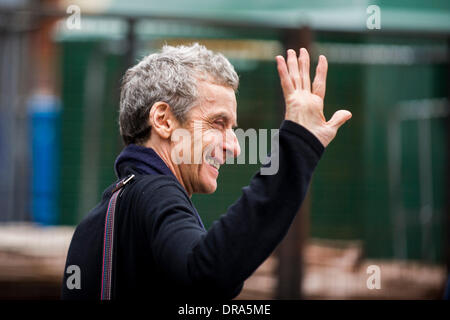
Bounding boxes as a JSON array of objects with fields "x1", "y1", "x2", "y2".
[
  {"x1": 114, "y1": 144, "x2": 174, "y2": 179},
  {"x1": 114, "y1": 143, "x2": 206, "y2": 230}
]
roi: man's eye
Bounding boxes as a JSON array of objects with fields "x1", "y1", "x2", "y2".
[{"x1": 214, "y1": 120, "x2": 225, "y2": 128}]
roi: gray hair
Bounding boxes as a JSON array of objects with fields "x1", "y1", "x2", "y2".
[{"x1": 119, "y1": 43, "x2": 239, "y2": 145}]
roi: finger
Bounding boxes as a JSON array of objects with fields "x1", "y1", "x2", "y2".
[
  {"x1": 299, "y1": 48, "x2": 311, "y2": 91},
  {"x1": 327, "y1": 110, "x2": 352, "y2": 130},
  {"x1": 312, "y1": 55, "x2": 328, "y2": 99},
  {"x1": 276, "y1": 55, "x2": 294, "y2": 97},
  {"x1": 286, "y1": 49, "x2": 301, "y2": 89}
]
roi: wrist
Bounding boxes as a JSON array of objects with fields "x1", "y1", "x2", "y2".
[{"x1": 284, "y1": 114, "x2": 328, "y2": 147}]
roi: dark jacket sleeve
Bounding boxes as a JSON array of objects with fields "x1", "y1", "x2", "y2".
[{"x1": 139, "y1": 120, "x2": 324, "y2": 299}]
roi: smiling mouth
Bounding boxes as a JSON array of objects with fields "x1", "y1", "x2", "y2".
[{"x1": 205, "y1": 155, "x2": 221, "y2": 170}]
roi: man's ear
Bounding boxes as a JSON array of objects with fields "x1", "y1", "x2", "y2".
[{"x1": 148, "y1": 102, "x2": 177, "y2": 139}]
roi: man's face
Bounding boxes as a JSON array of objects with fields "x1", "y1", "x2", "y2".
[{"x1": 173, "y1": 80, "x2": 240, "y2": 195}]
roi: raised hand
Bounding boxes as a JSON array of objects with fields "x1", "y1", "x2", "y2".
[{"x1": 276, "y1": 48, "x2": 351, "y2": 147}]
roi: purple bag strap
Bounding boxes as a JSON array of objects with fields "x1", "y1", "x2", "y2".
[{"x1": 101, "y1": 174, "x2": 135, "y2": 300}]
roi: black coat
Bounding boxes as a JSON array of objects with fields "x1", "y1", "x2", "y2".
[{"x1": 61, "y1": 120, "x2": 324, "y2": 300}]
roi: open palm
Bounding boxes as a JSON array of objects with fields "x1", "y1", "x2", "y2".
[{"x1": 276, "y1": 48, "x2": 351, "y2": 147}]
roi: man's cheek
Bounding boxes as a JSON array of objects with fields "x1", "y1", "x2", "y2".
[
  {"x1": 204, "y1": 134, "x2": 222, "y2": 156},
  {"x1": 191, "y1": 135, "x2": 203, "y2": 164}
]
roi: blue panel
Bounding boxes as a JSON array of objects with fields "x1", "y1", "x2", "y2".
[{"x1": 28, "y1": 94, "x2": 61, "y2": 225}]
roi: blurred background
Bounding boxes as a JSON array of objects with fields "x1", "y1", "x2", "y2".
[{"x1": 0, "y1": 0, "x2": 449, "y2": 299}]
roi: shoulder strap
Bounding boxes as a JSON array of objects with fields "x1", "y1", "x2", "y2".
[{"x1": 100, "y1": 174, "x2": 135, "y2": 300}]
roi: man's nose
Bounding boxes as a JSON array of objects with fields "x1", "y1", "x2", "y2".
[{"x1": 224, "y1": 129, "x2": 241, "y2": 159}]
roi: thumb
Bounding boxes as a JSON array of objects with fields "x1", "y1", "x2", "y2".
[{"x1": 327, "y1": 109, "x2": 352, "y2": 130}]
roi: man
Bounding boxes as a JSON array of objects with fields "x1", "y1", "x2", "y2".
[{"x1": 62, "y1": 43, "x2": 351, "y2": 300}]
